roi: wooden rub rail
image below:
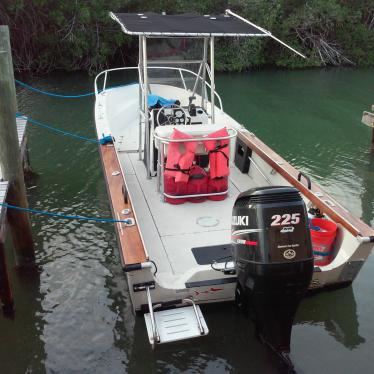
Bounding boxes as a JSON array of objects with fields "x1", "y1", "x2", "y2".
[
  {"x1": 99, "y1": 144, "x2": 146, "y2": 266},
  {"x1": 238, "y1": 130, "x2": 374, "y2": 238}
]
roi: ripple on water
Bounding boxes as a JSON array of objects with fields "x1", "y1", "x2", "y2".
[{"x1": 2, "y1": 70, "x2": 374, "y2": 374}]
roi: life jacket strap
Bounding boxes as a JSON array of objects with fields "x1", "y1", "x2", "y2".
[
  {"x1": 165, "y1": 164, "x2": 191, "y2": 175},
  {"x1": 208, "y1": 143, "x2": 229, "y2": 166}
]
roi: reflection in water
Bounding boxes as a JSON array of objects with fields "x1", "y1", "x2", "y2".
[
  {"x1": 127, "y1": 286, "x2": 364, "y2": 372},
  {"x1": 296, "y1": 286, "x2": 365, "y2": 350},
  {"x1": 127, "y1": 304, "x2": 283, "y2": 374},
  {"x1": 0, "y1": 235, "x2": 46, "y2": 373}
]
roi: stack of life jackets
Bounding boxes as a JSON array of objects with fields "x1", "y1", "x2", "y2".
[
  {"x1": 164, "y1": 127, "x2": 230, "y2": 204},
  {"x1": 204, "y1": 128, "x2": 230, "y2": 201},
  {"x1": 164, "y1": 128, "x2": 196, "y2": 204}
]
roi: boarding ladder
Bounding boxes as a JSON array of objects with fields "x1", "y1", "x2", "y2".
[{"x1": 144, "y1": 286, "x2": 209, "y2": 346}]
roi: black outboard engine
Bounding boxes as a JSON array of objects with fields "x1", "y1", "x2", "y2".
[{"x1": 232, "y1": 186, "x2": 313, "y2": 362}]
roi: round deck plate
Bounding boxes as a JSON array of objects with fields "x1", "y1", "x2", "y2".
[{"x1": 196, "y1": 216, "x2": 219, "y2": 227}]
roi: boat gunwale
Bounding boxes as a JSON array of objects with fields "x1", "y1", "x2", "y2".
[
  {"x1": 238, "y1": 130, "x2": 374, "y2": 238},
  {"x1": 99, "y1": 144, "x2": 147, "y2": 266}
]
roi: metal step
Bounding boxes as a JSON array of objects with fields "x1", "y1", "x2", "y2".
[
  {"x1": 144, "y1": 304, "x2": 209, "y2": 345},
  {"x1": 143, "y1": 287, "x2": 209, "y2": 346}
]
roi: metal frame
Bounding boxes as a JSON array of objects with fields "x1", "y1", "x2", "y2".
[
  {"x1": 201, "y1": 38, "x2": 208, "y2": 108},
  {"x1": 104, "y1": 10, "x2": 305, "y2": 180},
  {"x1": 154, "y1": 128, "x2": 237, "y2": 199},
  {"x1": 183, "y1": 298, "x2": 205, "y2": 335},
  {"x1": 145, "y1": 285, "x2": 205, "y2": 345},
  {"x1": 210, "y1": 37, "x2": 215, "y2": 123},
  {"x1": 148, "y1": 60, "x2": 204, "y2": 65},
  {"x1": 141, "y1": 36, "x2": 151, "y2": 179},
  {"x1": 136, "y1": 34, "x2": 219, "y2": 178},
  {"x1": 94, "y1": 67, "x2": 223, "y2": 110},
  {"x1": 109, "y1": 11, "x2": 306, "y2": 61},
  {"x1": 138, "y1": 36, "x2": 143, "y2": 160},
  {"x1": 225, "y1": 9, "x2": 306, "y2": 59},
  {"x1": 146, "y1": 286, "x2": 160, "y2": 344}
]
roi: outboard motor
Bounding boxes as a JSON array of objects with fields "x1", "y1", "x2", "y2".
[{"x1": 232, "y1": 186, "x2": 313, "y2": 363}]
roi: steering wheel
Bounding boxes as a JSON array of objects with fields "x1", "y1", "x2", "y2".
[{"x1": 156, "y1": 104, "x2": 190, "y2": 126}]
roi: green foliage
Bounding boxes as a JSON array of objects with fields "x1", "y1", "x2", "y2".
[
  {"x1": 0, "y1": 0, "x2": 130, "y2": 73},
  {"x1": 1, "y1": 0, "x2": 374, "y2": 73}
]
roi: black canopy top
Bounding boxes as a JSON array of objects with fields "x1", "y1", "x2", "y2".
[{"x1": 110, "y1": 12, "x2": 267, "y2": 37}]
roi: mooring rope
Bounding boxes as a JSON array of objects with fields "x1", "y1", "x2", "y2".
[
  {"x1": 16, "y1": 113, "x2": 111, "y2": 145},
  {"x1": 0, "y1": 202, "x2": 133, "y2": 224},
  {"x1": 15, "y1": 79, "x2": 136, "y2": 98}
]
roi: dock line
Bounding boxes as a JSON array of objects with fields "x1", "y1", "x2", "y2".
[
  {"x1": 15, "y1": 79, "x2": 136, "y2": 98},
  {"x1": 16, "y1": 113, "x2": 112, "y2": 144},
  {"x1": 0, "y1": 202, "x2": 134, "y2": 224}
]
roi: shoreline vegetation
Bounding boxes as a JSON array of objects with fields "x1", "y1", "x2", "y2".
[{"x1": 1, "y1": 0, "x2": 374, "y2": 75}]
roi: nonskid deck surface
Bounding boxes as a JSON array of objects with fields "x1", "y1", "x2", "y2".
[{"x1": 118, "y1": 150, "x2": 257, "y2": 276}]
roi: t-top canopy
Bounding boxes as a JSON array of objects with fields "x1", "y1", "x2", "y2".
[{"x1": 110, "y1": 11, "x2": 267, "y2": 37}]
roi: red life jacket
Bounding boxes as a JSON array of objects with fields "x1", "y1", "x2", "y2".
[
  {"x1": 204, "y1": 127, "x2": 230, "y2": 179},
  {"x1": 165, "y1": 128, "x2": 197, "y2": 183}
]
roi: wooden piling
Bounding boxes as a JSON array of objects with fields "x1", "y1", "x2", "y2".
[
  {"x1": 0, "y1": 238, "x2": 14, "y2": 315},
  {"x1": 0, "y1": 25, "x2": 35, "y2": 266},
  {"x1": 0, "y1": 181, "x2": 14, "y2": 314}
]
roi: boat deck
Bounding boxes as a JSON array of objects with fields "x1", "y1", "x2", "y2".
[{"x1": 117, "y1": 150, "x2": 257, "y2": 276}]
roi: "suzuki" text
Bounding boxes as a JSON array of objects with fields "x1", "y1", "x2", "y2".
[{"x1": 232, "y1": 216, "x2": 249, "y2": 226}]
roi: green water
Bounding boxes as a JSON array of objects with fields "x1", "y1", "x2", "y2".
[{"x1": 0, "y1": 68, "x2": 374, "y2": 373}]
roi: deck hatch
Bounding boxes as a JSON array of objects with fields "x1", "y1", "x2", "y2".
[{"x1": 192, "y1": 243, "x2": 232, "y2": 265}]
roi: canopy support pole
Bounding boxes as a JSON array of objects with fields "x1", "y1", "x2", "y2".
[
  {"x1": 225, "y1": 9, "x2": 306, "y2": 59},
  {"x1": 210, "y1": 36, "x2": 215, "y2": 123},
  {"x1": 138, "y1": 35, "x2": 143, "y2": 161},
  {"x1": 142, "y1": 36, "x2": 151, "y2": 179},
  {"x1": 201, "y1": 38, "x2": 208, "y2": 110}
]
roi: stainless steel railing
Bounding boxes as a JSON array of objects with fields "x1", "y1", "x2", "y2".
[{"x1": 94, "y1": 66, "x2": 223, "y2": 111}]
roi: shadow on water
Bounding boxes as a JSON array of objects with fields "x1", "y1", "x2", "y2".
[
  {"x1": 296, "y1": 287, "x2": 365, "y2": 350},
  {"x1": 0, "y1": 234, "x2": 46, "y2": 373},
  {"x1": 126, "y1": 286, "x2": 364, "y2": 374},
  {"x1": 127, "y1": 303, "x2": 286, "y2": 374}
]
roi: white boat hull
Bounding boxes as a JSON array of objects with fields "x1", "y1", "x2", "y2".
[{"x1": 95, "y1": 79, "x2": 374, "y2": 312}]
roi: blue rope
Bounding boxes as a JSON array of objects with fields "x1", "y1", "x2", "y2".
[
  {"x1": 15, "y1": 79, "x2": 136, "y2": 98},
  {"x1": 0, "y1": 202, "x2": 133, "y2": 224},
  {"x1": 16, "y1": 113, "x2": 109, "y2": 144}
]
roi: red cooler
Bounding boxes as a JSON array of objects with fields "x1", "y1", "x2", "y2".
[{"x1": 310, "y1": 218, "x2": 337, "y2": 266}]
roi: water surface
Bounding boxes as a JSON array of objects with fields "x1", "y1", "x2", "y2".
[{"x1": 0, "y1": 68, "x2": 374, "y2": 373}]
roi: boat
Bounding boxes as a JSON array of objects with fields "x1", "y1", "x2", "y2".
[{"x1": 94, "y1": 9, "x2": 374, "y2": 363}]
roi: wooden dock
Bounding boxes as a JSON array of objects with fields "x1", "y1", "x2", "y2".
[
  {"x1": 0, "y1": 117, "x2": 27, "y2": 312},
  {"x1": 0, "y1": 117, "x2": 27, "y2": 240},
  {"x1": 361, "y1": 104, "x2": 374, "y2": 144}
]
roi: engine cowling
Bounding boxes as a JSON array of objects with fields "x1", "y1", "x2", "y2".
[{"x1": 232, "y1": 186, "x2": 313, "y2": 357}]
